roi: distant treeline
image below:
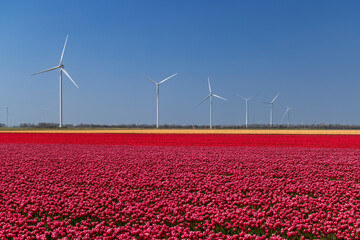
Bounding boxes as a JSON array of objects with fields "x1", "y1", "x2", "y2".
[{"x1": 5, "y1": 122, "x2": 360, "y2": 129}]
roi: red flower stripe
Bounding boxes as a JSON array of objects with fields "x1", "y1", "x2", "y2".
[{"x1": 1, "y1": 133, "x2": 360, "y2": 148}]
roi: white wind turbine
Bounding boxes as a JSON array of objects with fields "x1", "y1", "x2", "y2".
[
  {"x1": 282, "y1": 105, "x2": 292, "y2": 127},
  {"x1": 237, "y1": 95, "x2": 254, "y2": 128},
  {"x1": 263, "y1": 93, "x2": 280, "y2": 127},
  {"x1": 143, "y1": 73, "x2": 178, "y2": 128},
  {"x1": 41, "y1": 109, "x2": 47, "y2": 123},
  {"x1": 0, "y1": 106, "x2": 8, "y2": 127},
  {"x1": 199, "y1": 77, "x2": 227, "y2": 129},
  {"x1": 32, "y1": 35, "x2": 79, "y2": 128}
]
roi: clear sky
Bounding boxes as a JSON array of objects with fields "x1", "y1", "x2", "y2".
[{"x1": 1, "y1": 1, "x2": 360, "y2": 126}]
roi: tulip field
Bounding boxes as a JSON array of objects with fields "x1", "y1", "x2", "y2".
[{"x1": 1, "y1": 132, "x2": 360, "y2": 239}]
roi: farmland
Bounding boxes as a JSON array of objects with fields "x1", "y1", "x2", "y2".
[{"x1": 0, "y1": 132, "x2": 360, "y2": 239}]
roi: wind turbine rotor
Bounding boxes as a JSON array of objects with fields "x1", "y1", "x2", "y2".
[{"x1": 236, "y1": 94, "x2": 247, "y2": 101}]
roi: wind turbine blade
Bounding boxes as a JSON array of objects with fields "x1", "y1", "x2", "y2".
[
  {"x1": 199, "y1": 95, "x2": 210, "y2": 105},
  {"x1": 59, "y1": 35, "x2": 68, "y2": 65},
  {"x1": 212, "y1": 94, "x2": 227, "y2": 101},
  {"x1": 236, "y1": 94, "x2": 246, "y2": 100},
  {"x1": 263, "y1": 101, "x2": 271, "y2": 104},
  {"x1": 208, "y1": 77, "x2": 212, "y2": 93},
  {"x1": 271, "y1": 93, "x2": 280, "y2": 103},
  {"x1": 282, "y1": 109, "x2": 289, "y2": 120},
  {"x1": 31, "y1": 66, "x2": 60, "y2": 75},
  {"x1": 248, "y1": 96, "x2": 254, "y2": 101},
  {"x1": 62, "y1": 68, "x2": 79, "y2": 88},
  {"x1": 159, "y1": 73, "x2": 178, "y2": 84},
  {"x1": 142, "y1": 74, "x2": 157, "y2": 84}
]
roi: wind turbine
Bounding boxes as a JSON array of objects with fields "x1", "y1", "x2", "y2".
[
  {"x1": 0, "y1": 106, "x2": 8, "y2": 127},
  {"x1": 199, "y1": 77, "x2": 227, "y2": 129},
  {"x1": 282, "y1": 105, "x2": 292, "y2": 127},
  {"x1": 237, "y1": 95, "x2": 254, "y2": 128},
  {"x1": 143, "y1": 73, "x2": 178, "y2": 128},
  {"x1": 263, "y1": 93, "x2": 280, "y2": 127},
  {"x1": 41, "y1": 109, "x2": 47, "y2": 123},
  {"x1": 32, "y1": 35, "x2": 79, "y2": 128}
]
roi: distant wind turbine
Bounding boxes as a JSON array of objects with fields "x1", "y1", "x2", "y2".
[
  {"x1": 32, "y1": 35, "x2": 79, "y2": 128},
  {"x1": 143, "y1": 73, "x2": 178, "y2": 128},
  {"x1": 199, "y1": 77, "x2": 226, "y2": 129},
  {"x1": 0, "y1": 106, "x2": 8, "y2": 127},
  {"x1": 282, "y1": 105, "x2": 292, "y2": 127},
  {"x1": 263, "y1": 93, "x2": 280, "y2": 127},
  {"x1": 42, "y1": 109, "x2": 47, "y2": 123},
  {"x1": 237, "y1": 95, "x2": 254, "y2": 128}
]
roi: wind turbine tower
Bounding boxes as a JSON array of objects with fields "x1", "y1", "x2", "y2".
[
  {"x1": 32, "y1": 35, "x2": 79, "y2": 128},
  {"x1": 42, "y1": 109, "x2": 47, "y2": 123},
  {"x1": 238, "y1": 95, "x2": 254, "y2": 128},
  {"x1": 199, "y1": 77, "x2": 227, "y2": 129},
  {"x1": 263, "y1": 93, "x2": 280, "y2": 128},
  {"x1": 143, "y1": 73, "x2": 178, "y2": 128},
  {"x1": 0, "y1": 106, "x2": 8, "y2": 127}
]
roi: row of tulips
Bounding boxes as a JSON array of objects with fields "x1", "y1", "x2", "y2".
[
  {"x1": 1, "y1": 138, "x2": 360, "y2": 239},
  {"x1": 2, "y1": 132, "x2": 360, "y2": 148}
]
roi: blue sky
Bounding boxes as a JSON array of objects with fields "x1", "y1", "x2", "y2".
[{"x1": 1, "y1": 1, "x2": 360, "y2": 126}]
